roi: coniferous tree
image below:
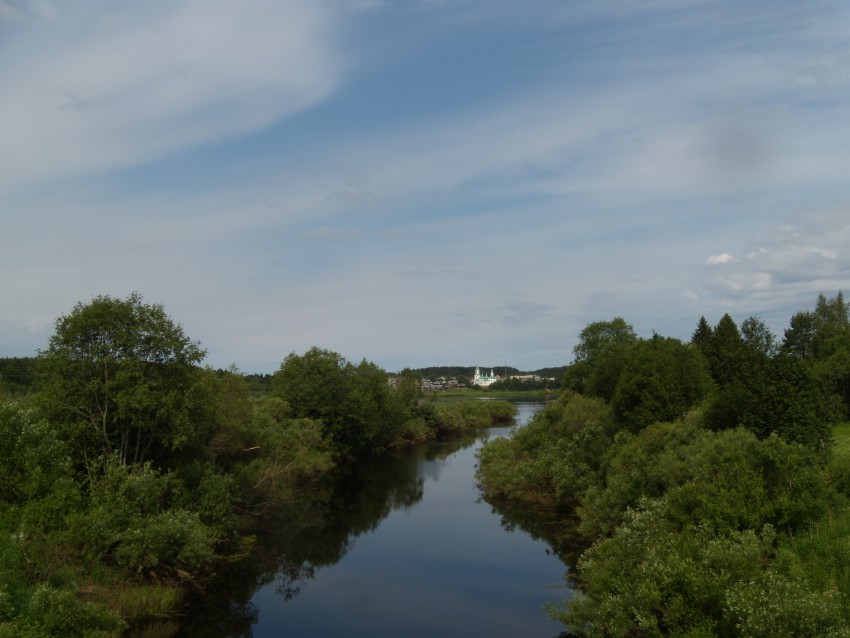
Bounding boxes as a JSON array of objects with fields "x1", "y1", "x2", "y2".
[
  {"x1": 691, "y1": 316, "x2": 713, "y2": 352},
  {"x1": 704, "y1": 313, "x2": 744, "y2": 385}
]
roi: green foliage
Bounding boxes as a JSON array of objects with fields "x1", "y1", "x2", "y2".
[
  {"x1": 783, "y1": 292, "x2": 850, "y2": 417},
  {"x1": 428, "y1": 400, "x2": 516, "y2": 435},
  {"x1": 0, "y1": 357, "x2": 39, "y2": 399},
  {"x1": 232, "y1": 415, "x2": 334, "y2": 506},
  {"x1": 558, "y1": 502, "x2": 774, "y2": 638},
  {"x1": 704, "y1": 352, "x2": 830, "y2": 449},
  {"x1": 725, "y1": 571, "x2": 849, "y2": 638},
  {"x1": 610, "y1": 336, "x2": 712, "y2": 432},
  {"x1": 0, "y1": 402, "x2": 72, "y2": 504},
  {"x1": 564, "y1": 318, "x2": 638, "y2": 399},
  {"x1": 740, "y1": 316, "x2": 779, "y2": 357},
  {"x1": 703, "y1": 313, "x2": 744, "y2": 384},
  {"x1": 69, "y1": 461, "x2": 220, "y2": 578},
  {"x1": 477, "y1": 393, "x2": 614, "y2": 507},
  {"x1": 273, "y1": 348, "x2": 392, "y2": 455},
  {"x1": 691, "y1": 316, "x2": 713, "y2": 350},
  {"x1": 38, "y1": 293, "x2": 206, "y2": 468},
  {"x1": 22, "y1": 585, "x2": 125, "y2": 637},
  {"x1": 784, "y1": 310, "x2": 817, "y2": 360},
  {"x1": 578, "y1": 421, "x2": 700, "y2": 538},
  {"x1": 556, "y1": 425, "x2": 839, "y2": 636}
]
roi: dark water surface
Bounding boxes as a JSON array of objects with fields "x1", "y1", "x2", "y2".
[{"x1": 170, "y1": 400, "x2": 571, "y2": 637}]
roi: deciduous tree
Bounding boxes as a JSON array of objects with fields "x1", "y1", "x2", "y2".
[{"x1": 39, "y1": 293, "x2": 206, "y2": 468}]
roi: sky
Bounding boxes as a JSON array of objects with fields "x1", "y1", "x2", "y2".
[{"x1": 2, "y1": 0, "x2": 850, "y2": 374}]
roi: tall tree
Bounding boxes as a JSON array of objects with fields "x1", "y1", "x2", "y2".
[
  {"x1": 565, "y1": 318, "x2": 638, "y2": 400},
  {"x1": 812, "y1": 291, "x2": 850, "y2": 358},
  {"x1": 740, "y1": 316, "x2": 778, "y2": 357},
  {"x1": 611, "y1": 335, "x2": 712, "y2": 432},
  {"x1": 38, "y1": 293, "x2": 206, "y2": 468},
  {"x1": 691, "y1": 316, "x2": 713, "y2": 352},
  {"x1": 704, "y1": 313, "x2": 744, "y2": 384},
  {"x1": 783, "y1": 311, "x2": 816, "y2": 360},
  {"x1": 783, "y1": 292, "x2": 850, "y2": 416}
]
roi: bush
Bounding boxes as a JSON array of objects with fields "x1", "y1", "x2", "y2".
[
  {"x1": 477, "y1": 394, "x2": 614, "y2": 508},
  {"x1": 0, "y1": 403, "x2": 73, "y2": 504},
  {"x1": 69, "y1": 462, "x2": 220, "y2": 578},
  {"x1": 558, "y1": 500, "x2": 774, "y2": 637},
  {"x1": 429, "y1": 400, "x2": 516, "y2": 434},
  {"x1": 113, "y1": 509, "x2": 215, "y2": 575},
  {"x1": 22, "y1": 585, "x2": 125, "y2": 637},
  {"x1": 725, "y1": 571, "x2": 849, "y2": 638}
]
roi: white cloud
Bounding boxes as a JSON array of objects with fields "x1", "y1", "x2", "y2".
[
  {"x1": 707, "y1": 253, "x2": 734, "y2": 265},
  {"x1": 699, "y1": 210, "x2": 850, "y2": 321}
]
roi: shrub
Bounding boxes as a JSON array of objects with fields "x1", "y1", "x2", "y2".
[
  {"x1": 725, "y1": 571, "x2": 849, "y2": 638},
  {"x1": 22, "y1": 585, "x2": 125, "y2": 637}
]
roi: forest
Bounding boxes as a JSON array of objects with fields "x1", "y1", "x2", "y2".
[
  {"x1": 0, "y1": 293, "x2": 515, "y2": 637},
  {"x1": 477, "y1": 292, "x2": 850, "y2": 637}
]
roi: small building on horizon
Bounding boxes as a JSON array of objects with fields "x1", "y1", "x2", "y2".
[{"x1": 472, "y1": 366, "x2": 500, "y2": 387}]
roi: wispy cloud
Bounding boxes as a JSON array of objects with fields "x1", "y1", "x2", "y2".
[
  {"x1": 3, "y1": 1, "x2": 850, "y2": 371},
  {"x1": 697, "y1": 210, "x2": 850, "y2": 325},
  {"x1": 0, "y1": 2, "x2": 339, "y2": 195}
]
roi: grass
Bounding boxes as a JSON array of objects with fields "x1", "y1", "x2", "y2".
[
  {"x1": 827, "y1": 422, "x2": 850, "y2": 501},
  {"x1": 832, "y1": 422, "x2": 850, "y2": 465},
  {"x1": 84, "y1": 580, "x2": 182, "y2": 624}
]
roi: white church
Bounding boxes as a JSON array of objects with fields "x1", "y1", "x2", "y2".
[{"x1": 472, "y1": 366, "x2": 500, "y2": 387}]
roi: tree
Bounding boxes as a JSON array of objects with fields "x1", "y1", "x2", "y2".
[
  {"x1": 740, "y1": 315, "x2": 778, "y2": 357},
  {"x1": 783, "y1": 293, "x2": 850, "y2": 416},
  {"x1": 610, "y1": 335, "x2": 712, "y2": 432},
  {"x1": 703, "y1": 313, "x2": 744, "y2": 385},
  {"x1": 273, "y1": 348, "x2": 355, "y2": 452},
  {"x1": 38, "y1": 293, "x2": 206, "y2": 468},
  {"x1": 783, "y1": 311, "x2": 816, "y2": 360},
  {"x1": 691, "y1": 316, "x2": 713, "y2": 351},
  {"x1": 572, "y1": 317, "x2": 638, "y2": 364},
  {"x1": 813, "y1": 291, "x2": 849, "y2": 352},
  {"x1": 565, "y1": 318, "x2": 638, "y2": 400},
  {"x1": 704, "y1": 352, "x2": 829, "y2": 450}
]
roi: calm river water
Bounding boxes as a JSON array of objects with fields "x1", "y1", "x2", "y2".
[{"x1": 168, "y1": 399, "x2": 572, "y2": 638}]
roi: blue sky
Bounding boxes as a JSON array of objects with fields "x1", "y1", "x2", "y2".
[{"x1": 2, "y1": 0, "x2": 850, "y2": 373}]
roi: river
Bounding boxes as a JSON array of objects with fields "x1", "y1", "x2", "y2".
[{"x1": 163, "y1": 399, "x2": 572, "y2": 637}]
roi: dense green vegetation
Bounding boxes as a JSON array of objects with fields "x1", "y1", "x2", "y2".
[
  {"x1": 477, "y1": 292, "x2": 850, "y2": 637},
  {"x1": 0, "y1": 294, "x2": 516, "y2": 636}
]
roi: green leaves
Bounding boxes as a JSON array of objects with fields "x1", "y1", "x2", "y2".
[
  {"x1": 38, "y1": 293, "x2": 206, "y2": 468},
  {"x1": 611, "y1": 337, "x2": 712, "y2": 432}
]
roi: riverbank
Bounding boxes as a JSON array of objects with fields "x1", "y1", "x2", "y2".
[{"x1": 477, "y1": 390, "x2": 850, "y2": 636}]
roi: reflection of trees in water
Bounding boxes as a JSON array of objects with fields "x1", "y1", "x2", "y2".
[
  {"x1": 169, "y1": 435, "x2": 482, "y2": 637},
  {"x1": 479, "y1": 493, "x2": 588, "y2": 569}
]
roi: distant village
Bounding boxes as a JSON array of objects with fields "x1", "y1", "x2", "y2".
[{"x1": 418, "y1": 366, "x2": 556, "y2": 392}]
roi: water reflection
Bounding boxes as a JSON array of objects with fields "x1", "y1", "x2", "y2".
[{"x1": 144, "y1": 401, "x2": 568, "y2": 638}]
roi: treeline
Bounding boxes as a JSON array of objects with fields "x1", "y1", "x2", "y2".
[
  {"x1": 485, "y1": 377, "x2": 560, "y2": 392},
  {"x1": 0, "y1": 293, "x2": 516, "y2": 637},
  {"x1": 477, "y1": 292, "x2": 850, "y2": 637},
  {"x1": 0, "y1": 357, "x2": 38, "y2": 398}
]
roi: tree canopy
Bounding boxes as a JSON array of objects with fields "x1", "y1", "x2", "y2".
[{"x1": 38, "y1": 293, "x2": 206, "y2": 468}]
